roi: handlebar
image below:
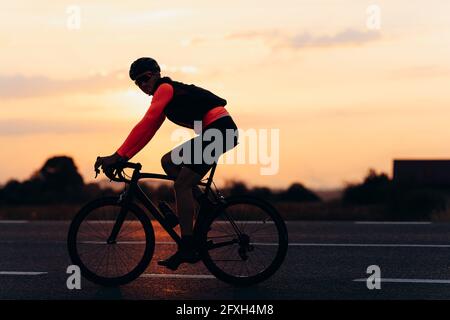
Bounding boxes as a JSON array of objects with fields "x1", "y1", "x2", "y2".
[{"x1": 97, "y1": 161, "x2": 142, "y2": 183}]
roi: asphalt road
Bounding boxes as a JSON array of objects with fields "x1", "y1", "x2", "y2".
[{"x1": 2, "y1": 220, "x2": 450, "y2": 300}]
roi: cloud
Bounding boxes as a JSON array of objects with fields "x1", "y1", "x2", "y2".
[
  {"x1": 180, "y1": 35, "x2": 217, "y2": 47},
  {"x1": 391, "y1": 65, "x2": 450, "y2": 79},
  {"x1": 288, "y1": 29, "x2": 381, "y2": 48},
  {"x1": 224, "y1": 30, "x2": 281, "y2": 41},
  {"x1": 186, "y1": 28, "x2": 381, "y2": 49},
  {"x1": 0, "y1": 119, "x2": 125, "y2": 136},
  {"x1": 0, "y1": 120, "x2": 90, "y2": 135},
  {"x1": 0, "y1": 64, "x2": 199, "y2": 99},
  {"x1": 160, "y1": 64, "x2": 198, "y2": 74},
  {"x1": 0, "y1": 71, "x2": 128, "y2": 99},
  {"x1": 109, "y1": 9, "x2": 190, "y2": 26}
]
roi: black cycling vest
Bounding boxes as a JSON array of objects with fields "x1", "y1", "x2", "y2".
[{"x1": 153, "y1": 77, "x2": 227, "y2": 128}]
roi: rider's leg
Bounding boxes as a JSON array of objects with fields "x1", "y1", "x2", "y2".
[
  {"x1": 161, "y1": 152, "x2": 181, "y2": 177},
  {"x1": 173, "y1": 167, "x2": 202, "y2": 237},
  {"x1": 161, "y1": 152, "x2": 203, "y2": 202},
  {"x1": 158, "y1": 166, "x2": 203, "y2": 270}
]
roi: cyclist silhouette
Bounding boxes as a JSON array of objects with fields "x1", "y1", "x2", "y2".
[{"x1": 94, "y1": 57, "x2": 238, "y2": 270}]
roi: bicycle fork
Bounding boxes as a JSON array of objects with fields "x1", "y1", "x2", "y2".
[{"x1": 107, "y1": 172, "x2": 139, "y2": 244}]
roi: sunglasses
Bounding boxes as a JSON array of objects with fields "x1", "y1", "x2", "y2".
[{"x1": 135, "y1": 73, "x2": 153, "y2": 86}]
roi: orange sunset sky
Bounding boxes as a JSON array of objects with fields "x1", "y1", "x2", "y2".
[{"x1": 1, "y1": 0, "x2": 450, "y2": 190}]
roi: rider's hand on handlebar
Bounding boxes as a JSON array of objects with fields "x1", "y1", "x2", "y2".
[{"x1": 94, "y1": 152, "x2": 127, "y2": 178}]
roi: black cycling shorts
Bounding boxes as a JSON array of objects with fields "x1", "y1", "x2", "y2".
[{"x1": 170, "y1": 116, "x2": 239, "y2": 177}]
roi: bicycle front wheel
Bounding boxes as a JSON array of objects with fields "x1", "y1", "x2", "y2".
[
  {"x1": 200, "y1": 196, "x2": 288, "y2": 286},
  {"x1": 67, "y1": 197, "x2": 155, "y2": 286}
]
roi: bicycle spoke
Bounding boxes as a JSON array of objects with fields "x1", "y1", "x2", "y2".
[
  {"x1": 93, "y1": 247, "x2": 109, "y2": 275},
  {"x1": 249, "y1": 221, "x2": 277, "y2": 236},
  {"x1": 212, "y1": 259, "x2": 244, "y2": 262},
  {"x1": 105, "y1": 246, "x2": 111, "y2": 276},
  {"x1": 82, "y1": 220, "x2": 108, "y2": 240},
  {"x1": 213, "y1": 244, "x2": 236, "y2": 269},
  {"x1": 99, "y1": 206, "x2": 112, "y2": 238},
  {"x1": 208, "y1": 235, "x2": 236, "y2": 240},
  {"x1": 113, "y1": 245, "x2": 126, "y2": 276},
  {"x1": 252, "y1": 246, "x2": 269, "y2": 273},
  {"x1": 237, "y1": 259, "x2": 245, "y2": 278},
  {"x1": 114, "y1": 243, "x2": 140, "y2": 262},
  {"x1": 115, "y1": 246, "x2": 132, "y2": 275},
  {"x1": 119, "y1": 245, "x2": 144, "y2": 262},
  {"x1": 78, "y1": 244, "x2": 107, "y2": 263},
  {"x1": 244, "y1": 259, "x2": 252, "y2": 277},
  {"x1": 118, "y1": 226, "x2": 145, "y2": 239},
  {"x1": 77, "y1": 228, "x2": 105, "y2": 241},
  {"x1": 118, "y1": 218, "x2": 134, "y2": 237},
  {"x1": 213, "y1": 220, "x2": 235, "y2": 237}
]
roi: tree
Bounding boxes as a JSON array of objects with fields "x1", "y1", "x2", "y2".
[
  {"x1": 276, "y1": 183, "x2": 321, "y2": 202},
  {"x1": 0, "y1": 156, "x2": 85, "y2": 204},
  {"x1": 342, "y1": 169, "x2": 392, "y2": 205},
  {"x1": 0, "y1": 180, "x2": 22, "y2": 204},
  {"x1": 33, "y1": 156, "x2": 84, "y2": 190},
  {"x1": 249, "y1": 187, "x2": 274, "y2": 200},
  {"x1": 226, "y1": 181, "x2": 249, "y2": 197}
]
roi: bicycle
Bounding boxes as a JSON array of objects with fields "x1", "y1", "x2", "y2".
[{"x1": 67, "y1": 161, "x2": 288, "y2": 287}]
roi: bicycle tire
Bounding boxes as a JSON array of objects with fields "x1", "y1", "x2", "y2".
[
  {"x1": 67, "y1": 197, "x2": 155, "y2": 286},
  {"x1": 199, "y1": 195, "x2": 288, "y2": 286}
]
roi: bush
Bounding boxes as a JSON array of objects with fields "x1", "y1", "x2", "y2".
[
  {"x1": 226, "y1": 181, "x2": 249, "y2": 197},
  {"x1": 341, "y1": 168, "x2": 450, "y2": 219},
  {"x1": 223, "y1": 181, "x2": 320, "y2": 203},
  {"x1": 343, "y1": 169, "x2": 393, "y2": 205},
  {"x1": 275, "y1": 183, "x2": 321, "y2": 202},
  {"x1": 389, "y1": 188, "x2": 449, "y2": 220},
  {"x1": 138, "y1": 182, "x2": 175, "y2": 203},
  {"x1": 249, "y1": 187, "x2": 273, "y2": 200}
]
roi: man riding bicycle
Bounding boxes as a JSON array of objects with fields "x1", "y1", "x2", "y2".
[{"x1": 94, "y1": 57, "x2": 238, "y2": 270}]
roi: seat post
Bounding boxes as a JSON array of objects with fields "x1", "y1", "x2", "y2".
[{"x1": 205, "y1": 163, "x2": 217, "y2": 191}]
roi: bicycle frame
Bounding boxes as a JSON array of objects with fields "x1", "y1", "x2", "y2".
[{"x1": 107, "y1": 162, "x2": 221, "y2": 247}]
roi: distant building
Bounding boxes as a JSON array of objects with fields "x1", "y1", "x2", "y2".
[{"x1": 393, "y1": 160, "x2": 450, "y2": 188}]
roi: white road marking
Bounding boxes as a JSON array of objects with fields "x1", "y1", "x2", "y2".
[
  {"x1": 353, "y1": 278, "x2": 450, "y2": 284},
  {"x1": 0, "y1": 220, "x2": 438, "y2": 225},
  {"x1": 141, "y1": 273, "x2": 215, "y2": 279},
  {"x1": 289, "y1": 243, "x2": 450, "y2": 248},
  {"x1": 0, "y1": 220, "x2": 29, "y2": 224},
  {"x1": 158, "y1": 242, "x2": 450, "y2": 248},
  {"x1": 80, "y1": 241, "x2": 147, "y2": 244},
  {"x1": 0, "y1": 271, "x2": 47, "y2": 275},
  {"x1": 78, "y1": 241, "x2": 450, "y2": 248},
  {"x1": 157, "y1": 242, "x2": 450, "y2": 248},
  {"x1": 213, "y1": 221, "x2": 275, "y2": 224},
  {"x1": 354, "y1": 221, "x2": 432, "y2": 225}
]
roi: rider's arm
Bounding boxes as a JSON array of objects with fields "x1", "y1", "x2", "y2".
[{"x1": 116, "y1": 83, "x2": 174, "y2": 159}]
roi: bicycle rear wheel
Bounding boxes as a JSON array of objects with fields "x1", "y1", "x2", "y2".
[
  {"x1": 200, "y1": 196, "x2": 288, "y2": 286},
  {"x1": 67, "y1": 197, "x2": 154, "y2": 286}
]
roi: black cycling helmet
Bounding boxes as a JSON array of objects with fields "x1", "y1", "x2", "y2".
[{"x1": 129, "y1": 57, "x2": 161, "y2": 80}]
